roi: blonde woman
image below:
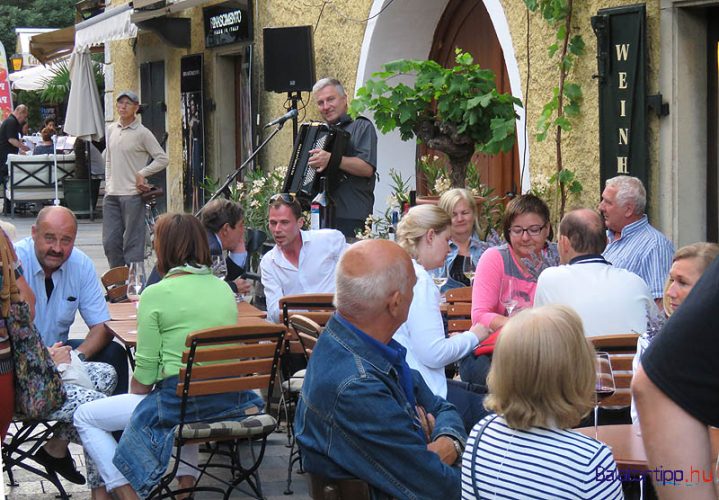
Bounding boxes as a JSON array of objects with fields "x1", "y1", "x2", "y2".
[
  {"x1": 437, "y1": 189, "x2": 492, "y2": 291},
  {"x1": 395, "y1": 205, "x2": 489, "y2": 429},
  {"x1": 461, "y1": 305, "x2": 623, "y2": 499},
  {"x1": 631, "y1": 242, "x2": 719, "y2": 424}
]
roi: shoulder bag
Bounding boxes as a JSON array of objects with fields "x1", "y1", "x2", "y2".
[{"x1": 0, "y1": 233, "x2": 66, "y2": 418}]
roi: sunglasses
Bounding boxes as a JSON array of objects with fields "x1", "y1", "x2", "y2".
[{"x1": 269, "y1": 193, "x2": 297, "y2": 205}]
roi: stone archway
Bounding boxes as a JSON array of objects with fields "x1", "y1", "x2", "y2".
[{"x1": 355, "y1": 0, "x2": 527, "y2": 215}]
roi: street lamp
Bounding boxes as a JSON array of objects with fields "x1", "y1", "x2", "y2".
[{"x1": 9, "y1": 53, "x2": 23, "y2": 72}]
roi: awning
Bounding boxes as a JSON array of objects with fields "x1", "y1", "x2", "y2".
[
  {"x1": 75, "y1": 3, "x2": 138, "y2": 51},
  {"x1": 30, "y1": 27, "x2": 75, "y2": 65},
  {"x1": 130, "y1": 0, "x2": 211, "y2": 23},
  {"x1": 8, "y1": 60, "x2": 67, "y2": 91}
]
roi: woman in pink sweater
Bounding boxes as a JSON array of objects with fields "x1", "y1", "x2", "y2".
[{"x1": 460, "y1": 194, "x2": 558, "y2": 386}]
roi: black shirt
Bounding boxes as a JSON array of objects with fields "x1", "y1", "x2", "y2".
[{"x1": 0, "y1": 114, "x2": 22, "y2": 167}]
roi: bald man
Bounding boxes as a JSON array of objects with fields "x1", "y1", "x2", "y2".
[
  {"x1": 295, "y1": 240, "x2": 465, "y2": 498},
  {"x1": 534, "y1": 208, "x2": 655, "y2": 338},
  {"x1": 14, "y1": 207, "x2": 126, "y2": 392},
  {"x1": 0, "y1": 105, "x2": 30, "y2": 185}
]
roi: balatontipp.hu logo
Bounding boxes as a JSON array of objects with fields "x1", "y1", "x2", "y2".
[{"x1": 596, "y1": 465, "x2": 716, "y2": 485}]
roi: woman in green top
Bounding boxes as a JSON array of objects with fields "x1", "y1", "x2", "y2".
[{"x1": 74, "y1": 214, "x2": 264, "y2": 500}]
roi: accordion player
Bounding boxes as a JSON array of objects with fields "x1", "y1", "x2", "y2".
[{"x1": 282, "y1": 122, "x2": 349, "y2": 200}]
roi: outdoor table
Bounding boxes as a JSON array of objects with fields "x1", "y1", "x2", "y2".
[
  {"x1": 575, "y1": 424, "x2": 648, "y2": 471},
  {"x1": 107, "y1": 302, "x2": 270, "y2": 367}
]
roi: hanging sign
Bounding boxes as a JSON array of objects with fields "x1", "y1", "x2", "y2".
[
  {"x1": 592, "y1": 4, "x2": 648, "y2": 193},
  {"x1": 204, "y1": 1, "x2": 251, "y2": 48}
]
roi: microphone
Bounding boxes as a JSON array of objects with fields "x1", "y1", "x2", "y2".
[{"x1": 263, "y1": 108, "x2": 298, "y2": 129}]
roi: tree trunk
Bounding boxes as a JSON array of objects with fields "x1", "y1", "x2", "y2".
[{"x1": 415, "y1": 118, "x2": 474, "y2": 188}]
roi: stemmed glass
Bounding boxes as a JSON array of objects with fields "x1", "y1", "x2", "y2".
[
  {"x1": 499, "y1": 278, "x2": 519, "y2": 316},
  {"x1": 594, "y1": 352, "x2": 616, "y2": 439},
  {"x1": 211, "y1": 254, "x2": 228, "y2": 280},
  {"x1": 463, "y1": 255, "x2": 478, "y2": 285},
  {"x1": 431, "y1": 264, "x2": 448, "y2": 289},
  {"x1": 127, "y1": 261, "x2": 146, "y2": 310}
]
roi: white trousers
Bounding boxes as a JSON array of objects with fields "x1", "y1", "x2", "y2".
[{"x1": 73, "y1": 393, "x2": 199, "y2": 492}]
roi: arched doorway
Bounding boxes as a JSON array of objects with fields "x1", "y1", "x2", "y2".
[
  {"x1": 355, "y1": 0, "x2": 525, "y2": 215},
  {"x1": 428, "y1": 0, "x2": 519, "y2": 198}
]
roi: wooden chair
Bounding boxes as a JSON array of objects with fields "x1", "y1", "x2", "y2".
[
  {"x1": 101, "y1": 266, "x2": 129, "y2": 303},
  {"x1": 590, "y1": 333, "x2": 639, "y2": 408},
  {"x1": 284, "y1": 314, "x2": 324, "y2": 494},
  {"x1": 148, "y1": 322, "x2": 285, "y2": 500},
  {"x1": 445, "y1": 286, "x2": 472, "y2": 304},
  {"x1": 279, "y1": 293, "x2": 336, "y2": 328}
]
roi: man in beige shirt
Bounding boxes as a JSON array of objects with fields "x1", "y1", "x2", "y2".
[{"x1": 102, "y1": 91, "x2": 168, "y2": 268}]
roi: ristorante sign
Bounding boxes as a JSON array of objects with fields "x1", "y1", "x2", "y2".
[
  {"x1": 592, "y1": 4, "x2": 648, "y2": 192},
  {"x1": 204, "y1": 1, "x2": 251, "y2": 48}
]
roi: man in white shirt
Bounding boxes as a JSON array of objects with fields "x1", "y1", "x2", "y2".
[
  {"x1": 534, "y1": 208, "x2": 655, "y2": 337},
  {"x1": 260, "y1": 194, "x2": 347, "y2": 323}
]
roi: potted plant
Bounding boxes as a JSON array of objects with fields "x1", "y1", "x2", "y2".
[{"x1": 350, "y1": 49, "x2": 521, "y2": 188}]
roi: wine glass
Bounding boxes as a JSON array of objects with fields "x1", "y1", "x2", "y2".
[
  {"x1": 431, "y1": 264, "x2": 448, "y2": 290},
  {"x1": 594, "y1": 352, "x2": 616, "y2": 439},
  {"x1": 499, "y1": 278, "x2": 519, "y2": 316},
  {"x1": 463, "y1": 255, "x2": 478, "y2": 285},
  {"x1": 211, "y1": 254, "x2": 228, "y2": 280},
  {"x1": 127, "y1": 261, "x2": 146, "y2": 309}
]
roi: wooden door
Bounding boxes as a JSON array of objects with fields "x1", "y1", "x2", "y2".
[{"x1": 428, "y1": 0, "x2": 519, "y2": 198}]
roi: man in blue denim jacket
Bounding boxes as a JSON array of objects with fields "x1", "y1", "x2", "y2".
[{"x1": 295, "y1": 239, "x2": 466, "y2": 499}]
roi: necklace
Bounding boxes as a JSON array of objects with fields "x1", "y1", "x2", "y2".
[{"x1": 493, "y1": 422, "x2": 517, "y2": 499}]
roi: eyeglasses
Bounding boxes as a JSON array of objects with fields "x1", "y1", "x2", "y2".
[
  {"x1": 509, "y1": 224, "x2": 546, "y2": 237},
  {"x1": 269, "y1": 193, "x2": 297, "y2": 205}
]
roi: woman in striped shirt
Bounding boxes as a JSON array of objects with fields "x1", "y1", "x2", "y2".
[{"x1": 461, "y1": 305, "x2": 623, "y2": 499}]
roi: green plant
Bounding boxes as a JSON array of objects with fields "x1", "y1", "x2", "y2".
[
  {"x1": 416, "y1": 154, "x2": 450, "y2": 196},
  {"x1": 40, "y1": 55, "x2": 105, "y2": 105},
  {"x1": 524, "y1": 0, "x2": 585, "y2": 218},
  {"x1": 359, "y1": 168, "x2": 411, "y2": 239},
  {"x1": 201, "y1": 166, "x2": 286, "y2": 232},
  {"x1": 351, "y1": 49, "x2": 521, "y2": 188}
]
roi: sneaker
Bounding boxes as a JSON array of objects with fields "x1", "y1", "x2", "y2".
[{"x1": 33, "y1": 447, "x2": 86, "y2": 485}]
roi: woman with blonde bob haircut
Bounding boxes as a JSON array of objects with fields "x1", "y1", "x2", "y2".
[
  {"x1": 394, "y1": 205, "x2": 489, "y2": 430},
  {"x1": 437, "y1": 189, "x2": 492, "y2": 291},
  {"x1": 461, "y1": 305, "x2": 623, "y2": 499}
]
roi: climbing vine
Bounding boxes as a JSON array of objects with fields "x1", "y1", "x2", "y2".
[{"x1": 525, "y1": 0, "x2": 584, "y2": 219}]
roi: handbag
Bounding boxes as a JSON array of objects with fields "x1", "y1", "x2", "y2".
[
  {"x1": 473, "y1": 329, "x2": 500, "y2": 357},
  {"x1": 0, "y1": 233, "x2": 66, "y2": 418}
]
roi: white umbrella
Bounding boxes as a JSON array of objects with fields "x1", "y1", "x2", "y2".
[
  {"x1": 61, "y1": 49, "x2": 105, "y2": 214},
  {"x1": 9, "y1": 61, "x2": 64, "y2": 91}
]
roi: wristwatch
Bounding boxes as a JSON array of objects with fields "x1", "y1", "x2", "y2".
[
  {"x1": 75, "y1": 350, "x2": 87, "y2": 362},
  {"x1": 449, "y1": 437, "x2": 464, "y2": 461}
]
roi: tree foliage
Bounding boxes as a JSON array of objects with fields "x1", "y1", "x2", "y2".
[
  {"x1": 350, "y1": 49, "x2": 521, "y2": 187},
  {"x1": 0, "y1": 0, "x2": 75, "y2": 67}
]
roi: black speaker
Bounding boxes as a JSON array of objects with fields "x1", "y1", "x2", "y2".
[{"x1": 263, "y1": 26, "x2": 316, "y2": 93}]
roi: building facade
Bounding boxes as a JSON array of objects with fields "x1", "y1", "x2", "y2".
[{"x1": 92, "y1": 0, "x2": 717, "y2": 245}]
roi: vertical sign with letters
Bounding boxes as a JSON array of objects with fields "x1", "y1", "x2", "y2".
[{"x1": 592, "y1": 4, "x2": 647, "y2": 193}]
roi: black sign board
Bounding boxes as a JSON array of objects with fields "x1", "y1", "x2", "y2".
[
  {"x1": 204, "y1": 1, "x2": 251, "y2": 48},
  {"x1": 181, "y1": 54, "x2": 205, "y2": 212},
  {"x1": 592, "y1": 4, "x2": 647, "y2": 193}
]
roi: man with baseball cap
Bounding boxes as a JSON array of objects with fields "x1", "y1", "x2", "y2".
[{"x1": 102, "y1": 90, "x2": 168, "y2": 268}]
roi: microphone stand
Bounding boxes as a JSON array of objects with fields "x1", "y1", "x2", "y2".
[{"x1": 194, "y1": 119, "x2": 288, "y2": 217}]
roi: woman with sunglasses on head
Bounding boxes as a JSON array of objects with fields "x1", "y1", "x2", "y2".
[{"x1": 460, "y1": 194, "x2": 558, "y2": 386}]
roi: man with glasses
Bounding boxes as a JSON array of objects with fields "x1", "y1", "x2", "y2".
[
  {"x1": 103, "y1": 91, "x2": 168, "y2": 268},
  {"x1": 260, "y1": 193, "x2": 347, "y2": 322},
  {"x1": 309, "y1": 78, "x2": 377, "y2": 239},
  {"x1": 534, "y1": 208, "x2": 655, "y2": 337}
]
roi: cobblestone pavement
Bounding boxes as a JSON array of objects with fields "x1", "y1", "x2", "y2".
[{"x1": 1, "y1": 214, "x2": 310, "y2": 499}]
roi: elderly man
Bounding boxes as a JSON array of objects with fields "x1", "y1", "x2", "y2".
[
  {"x1": 145, "y1": 199, "x2": 253, "y2": 294},
  {"x1": 0, "y1": 105, "x2": 30, "y2": 183},
  {"x1": 296, "y1": 239, "x2": 465, "y2": 498},
  {"x1": 15, "y1": 207, "x2": 126, "y2": 391},
  {"x1": 103, "y1": 90, "x2": 168, "y2": 268},
  {"x1": 599, "y1": 175, "x2": 674, "y2": 302},
  {"x1": 632, "y1": 256, "x2": 719, "y2": 499},
  {"x1": 14, "y1": 206, "x2": 125, "y2": 485},
  {"x1": 309, "y1": 78, "x2": 377, "y2": 238},
  {"x1": 534, "y1": 208, "x2": 655, "y2": 337},
  {"x1": 259, "y1": 194, "x2": 346, "y2": 323}
]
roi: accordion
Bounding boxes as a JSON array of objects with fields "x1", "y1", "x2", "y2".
[{"x1": 282, "y1": 122, "x2": 349, "y2": 199}]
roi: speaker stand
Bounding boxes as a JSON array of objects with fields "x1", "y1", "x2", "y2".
[{"x1": 288, "y1": 91, "x2": 301, "y2": 144}]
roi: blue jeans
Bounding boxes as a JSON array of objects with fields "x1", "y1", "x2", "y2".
[
  {"x1": 113, "y1": 376, "x2": 264, "y2": 498},
  {"x1": 459, "y1": 354, "x2": 492, "y2": 389},
  {"x1": 66, "y1": 339, "x2": 128, "y2": 395}
]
